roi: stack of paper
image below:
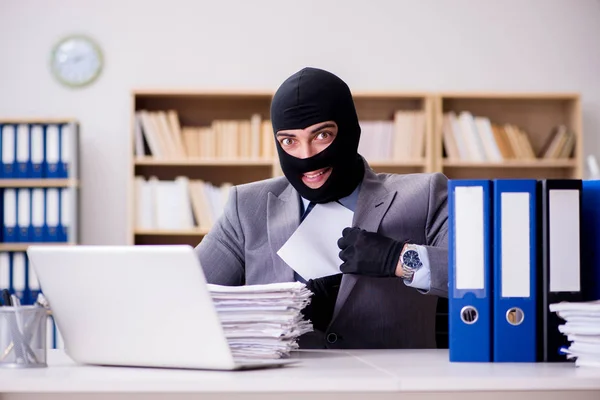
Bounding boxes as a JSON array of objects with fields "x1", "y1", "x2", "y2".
[
  {"x1": 550, "y1": 300, "x2": 600, "y2": 367},
  {"x1": 208, "y1": 282, "x2": 313, "y2": 360}
]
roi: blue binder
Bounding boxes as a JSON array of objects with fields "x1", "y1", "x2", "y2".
[
  {"x1": 492, "y1": 179, "x2": 537, "y2": 362},
  {"x1": 582, "y1": 180, "x2": 600, "y2": 301},
  {"x1": 17, "y1": 188, "x2": 31, "y2": 242},
  {"x1": 57, "y1": 188, "x2": 65, "y2": 242},
  {"x1": 10, "y1": 252, "x2": 26, "y2": 301},
  {"x1": 58, "y1": 124, "x2": 70, "y2": 179},
  {"x1": 3, "y1": 189, "x2": 18, "y2": 243},
  {"x1": 45, "y1": 188, "x2": 60, "y2": 242},
  {"x1": 0, "y1": 188, "x2": 3, "y2": 242},
  {"x1": 449, "y1": 179, "x2": 493, "y2": 362},
  {"x1": 1, "y1": 124, "x2": 16, "y2": 179},
  {"x1": 15, "y1": 124, "x2": 31, "y2": 179},
  {"x1": 0, "y1": 253, "x2": 9, "y2": 292},
  {"x1": 31, "y1": 188, "x2": 45, "y2": 242},
  {"x1": 30, "y1": 124, "x2": 44, "y2": 179},
  {"x1": 45, "y1": 125, "x2": 61, "y2": 179},
  {"x1": 0, "y1": 124, "x2": 3, "y2": 179}
]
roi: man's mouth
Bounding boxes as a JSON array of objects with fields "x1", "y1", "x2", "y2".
[{"x1": 301, "y1": 167, "x2": 332, "y2": 183}]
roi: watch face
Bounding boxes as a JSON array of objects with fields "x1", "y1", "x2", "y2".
[{"x1": 402, "y1": 249, "x2": 421, "y2": 270}]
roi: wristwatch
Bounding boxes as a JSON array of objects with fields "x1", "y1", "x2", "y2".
[{"x1": 399, "y1": 244, "x2": 422, "y2": 283}]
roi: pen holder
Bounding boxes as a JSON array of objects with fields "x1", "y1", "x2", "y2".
[{"x1": 0, "y1": 305, "x2": 48, "y2": 368}]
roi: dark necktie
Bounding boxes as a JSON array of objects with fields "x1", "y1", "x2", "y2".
[{"x1": 301, "y1": 202, "x2": 316, "y2": 222}]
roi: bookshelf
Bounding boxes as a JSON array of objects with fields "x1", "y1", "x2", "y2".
[
  {"x1": 434, "y1": 93, "x2": 582, "y2": 180},
  {"x1": 130, "y1": 91, "x2": 433, "y2": 245},
  {"x1": 129, "y1": 90, "x2": 582, "y2": 246}
]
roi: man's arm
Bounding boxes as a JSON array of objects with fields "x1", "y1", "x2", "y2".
[
  {"x1": 337, "y1": 173, "x2": 448, "y2": 298},
  {"x1": 420, "y1": 172, "x2": 449, "y2": 297},
  {"x1": 194, "y1": 186, "x2": 245, "y2": 286}
]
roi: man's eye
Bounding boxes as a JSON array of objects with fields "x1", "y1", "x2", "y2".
[
  {"x1": 316, "y1": 131, "x2": 330, "y2": 140},
  {"x1": 281, "y1": 138, "x2": 294, "y2": 146}
]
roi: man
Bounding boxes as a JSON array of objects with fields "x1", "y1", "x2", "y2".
[{"x1": 195, "y1": 67, "x2": 448, "y2": 349}]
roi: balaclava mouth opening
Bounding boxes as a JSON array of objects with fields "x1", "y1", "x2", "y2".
[{"x1": 270, "y1": 67, "x2": 365, "y2": 204}]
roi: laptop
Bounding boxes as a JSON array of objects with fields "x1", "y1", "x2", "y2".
[{"x1": 26, "y1": 244, "x2": 297, "y2": 370}]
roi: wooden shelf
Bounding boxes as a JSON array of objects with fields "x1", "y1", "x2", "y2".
[
  {"x1": 0, "y1": 179, "x2": 78, "y2": 188},
  {"x1": 135, "y1": 229, "x2": 209, "y2": 236},
  {"x1": 434, "y1": 92, "x2": 582, "y2": 178},
  {"x1": 134, "y1": 157, "x2": 273, "y2": 167},
  {"x1": 0, "y1": 118, "x2": 77, "y2": 124},
  {"x1": 443, "y1": 159, "x2": 577, "y2": 168},
  {"x1": 132, "y1": 89, "x2": 273, "y2": 97},
  {"x1": 0, "y1": 242, "x2": 74, "y2": 252},
  {"x1": 435, "y1": 92, "x2": 579, "y2": 100},
  {"x1": 130, "y1": 90, "x2": 583, "y2": 244}
]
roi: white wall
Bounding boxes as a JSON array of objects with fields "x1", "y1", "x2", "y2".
[{"x1": 1, "y1": 0, "x2": 599, "y2": 245}]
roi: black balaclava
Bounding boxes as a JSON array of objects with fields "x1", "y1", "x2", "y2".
[{"x1": 270, "y1": 67, "x2": 365, "y2": 204}]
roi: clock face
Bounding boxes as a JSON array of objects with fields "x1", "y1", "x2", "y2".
[{"x1": 51, "y1": 35, "x2": 102, "y2": 87}]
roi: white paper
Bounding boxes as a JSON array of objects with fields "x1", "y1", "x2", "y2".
[
  {"x1": 551, "y1": 301, "x2": 600, "y2": 367},
  {"x1": 501, "y1": 192, "x2": 530, "y2": 298},
  {"x1": 549, "y1": 189, "x2": 581, "y2": 292},
  {"x1": 208, "y1": 282, "x2": 313, "y2": 360},
  {"x1": 276, "y1": 202, "x2": 354, "y2": 280},
  {"x1": 455, "y1": 186, "x2": 485, "y2": 290}
]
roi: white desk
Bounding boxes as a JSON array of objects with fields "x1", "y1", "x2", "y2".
[{"x1": 0, "y1": 349, "x2": 599, "y2": 400}]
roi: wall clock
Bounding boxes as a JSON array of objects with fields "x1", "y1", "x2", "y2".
[{"x1": 51, "y1": 35, "x2": 103, "y2": 88}]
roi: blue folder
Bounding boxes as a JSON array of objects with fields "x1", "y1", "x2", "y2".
[
  {"x1": 582, "y1": 180, "x2": 600, "y2": 301},
  {"x1": 15, "y1": 124, "x2": 31, "y2": 179},
  {"x1": 30, "y1": 124, "x2": 44, "y2": 179},
  {"x1": 1, "y1": 124, "x2": 16, "y2": 179},
  {"x1": 45, "y1": 125, "x2": 61, "y2": 179},
  {"x1": 3, "y1": 189, "x2": 18, "y2": 243},
  {"x1": 492, "y1": 179, "x2": 537, "y2": 362},
  {"x1": 448, "y1": 179, "x2": 493, "y2": 362}
]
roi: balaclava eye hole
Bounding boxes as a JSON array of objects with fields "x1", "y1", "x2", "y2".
[{"x1": 270, "y1": 67, "x2": 364, "y2": 203}]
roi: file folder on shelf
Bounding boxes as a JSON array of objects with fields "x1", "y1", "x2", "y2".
[
  {"x1": 17, "y1": 188, "x2": 31, "y2": 242},
  {"x1": 3, "y1": 189, "x2": 17, "y2": 242},
  {"x1": 45, "y1": 125, "x2": 60, "y2": 179},
  {"x1": 59, "y1": 123, "x2": 75, "y2": 179},
  {"x1": 448, "y1": 179, "x2": 493, "y2": 362},
  {"x1": 493, "y1": 179, "x2": 537, "y2": 362},
  {"x1": 1, "y1": 125, "x2": 16, "y2": 178},
  {"x1": 30, "y1": 124, "x2": 45, "y2": 179},
  {"x1": 58, "y1": 188, "x2": 70, "y2": 242},
  {"x1": 11, "y1": 252, "x2": 26, "y2": 300},
  {"x1": 0, "y1": 253, "x2": 9, "y2": 291},
  {"x1": 537, "y1": 179, "x2": 583, "y2": 362},
  {"x1": 581, "y1": 180, "x2": 600, "y2": 301},
  {"x1": 31, "y1": 188, "x2": 45, "y2": 242},
  {"x1": 45, "y1": 188, "x2": 60, "y2": 242},
  {"x1": 15, "y1": 124, "x2": 31, "y2": 178}
]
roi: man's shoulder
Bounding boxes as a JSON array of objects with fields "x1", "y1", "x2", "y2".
[
  {"x1": 373, "y1": 171, "x2": 448, "y2": 190},
  {"x1": 234, "y1": 176, "x2": 291, "y2": 199}
]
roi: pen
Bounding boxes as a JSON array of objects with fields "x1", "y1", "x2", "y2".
[{"x1": 1, "y1": 289, "x2": 11, "y2": 306}]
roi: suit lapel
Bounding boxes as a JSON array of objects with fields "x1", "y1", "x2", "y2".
[
  {"x1": 331, "y1": 165, "x2": 397, "y2": 325},
  {"x1": 267, "y1": 183, "x2": 299, "y2": 282}
]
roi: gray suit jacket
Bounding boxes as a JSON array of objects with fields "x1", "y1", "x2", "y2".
[{"x1": 195, "y1": 162, "x2": 449, "y2": 349}]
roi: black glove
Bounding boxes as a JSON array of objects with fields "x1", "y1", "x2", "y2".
[
  {"x1": 302, "y1": 273, "x2": 343, "y2": 332},
  {"x1": 337, "y1": 227, "x2": 403, "y2": 277}
]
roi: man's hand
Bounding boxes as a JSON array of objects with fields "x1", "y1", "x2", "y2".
[
  {"x1": 337, "y1": 227, "x2": 403, "y2": 278},
  {"x1": 302, "y1": 273, "x2": 343, "y2": 332}
]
